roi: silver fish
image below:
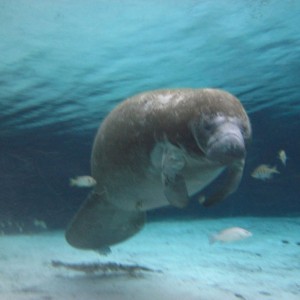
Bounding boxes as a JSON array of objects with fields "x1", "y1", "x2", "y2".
[
  {"x1": 278, "y1": 150, "x2": 287, "y2": 166},
  {"x1": 251, "y1": 164, "x2": 279, "y2": 180},
  {"x1": 70, "y1": 176, "x2": 97, "y2": 188},
  {"x1": 209, "y1": 227, "x2": 252, "y2": 244}
]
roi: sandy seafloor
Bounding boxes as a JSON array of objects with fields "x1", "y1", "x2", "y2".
[{"x1": 1, "y1": 217, "x2": 300, "y2": 300}]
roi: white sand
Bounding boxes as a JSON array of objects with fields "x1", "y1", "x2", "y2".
[{"x1": 1, "y1": 217, "x2": 300, "y2": 300}]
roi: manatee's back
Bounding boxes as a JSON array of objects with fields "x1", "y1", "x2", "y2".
[{"x1": 92, "y1": 88, "x2": 249, "y2": 174}]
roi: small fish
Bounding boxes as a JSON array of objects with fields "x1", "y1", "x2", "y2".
[
  {"x1": 198, "y1": 195, "x2": 206, "y2": 205},
  {"x1": 251, "y1": 164, "x2": 279, "y2": 180},
  {"x1": 278, "y1": 150, "x2": 287, "y2": 166},
  {"x1": 33, "y1": 219, "x2": 47, "y2": 229},
  {"x1": 209, "y1": 227, "x2": 252, "y2": 244},
  {"x1": 70, "y1": 176, "x2": 96, "y2": 188}
]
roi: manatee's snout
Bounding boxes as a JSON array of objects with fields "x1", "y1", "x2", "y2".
[{"x1": 206, "y1": 126, "x2": 245, "y2": 164}]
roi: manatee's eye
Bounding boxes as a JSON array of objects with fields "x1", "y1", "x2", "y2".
[
  {"x1": 202, "y1": 120, "x2": 217, "y2": 133},
  {"x1": 203, "y1": 123, "x2": 213, "y2": 131}
]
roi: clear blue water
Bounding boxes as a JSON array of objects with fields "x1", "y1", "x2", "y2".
[{"x1": 0, "y1": 0, "x2": 300, "y2": 233}]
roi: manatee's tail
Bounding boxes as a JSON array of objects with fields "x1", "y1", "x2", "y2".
[{"x1": 65, "y1": 191, "x2": 146, "y2": 250}]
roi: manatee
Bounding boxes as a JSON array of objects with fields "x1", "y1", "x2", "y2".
[{"x1": 65, "y1": 88, "x2": 251, "y2": 250}]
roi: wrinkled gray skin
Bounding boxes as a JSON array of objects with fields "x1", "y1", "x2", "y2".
[{"x1": 65, "y1": 88, "x2": 251, "y2": 250}]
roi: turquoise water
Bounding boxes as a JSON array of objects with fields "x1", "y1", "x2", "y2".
[{"x1": 0, "y1": 0, "x2": 299, "y2": 231}]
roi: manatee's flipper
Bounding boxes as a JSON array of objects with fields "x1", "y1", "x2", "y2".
[
  {"x1": 161, "y1": 143, "x2": 188, "y2": 208},
  {"x1": 162, "y1": 173, "x2": 189, "y2": 208},
  {"x1": 202, "y1": 159, "x2": 245, "y2": 207},
  {"x1": 65, "y1": 191, "x2": 146, "y2": 250}
]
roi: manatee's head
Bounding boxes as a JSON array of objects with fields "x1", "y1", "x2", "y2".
[{"x1": 191, "y1": 114, "x2": 251, "y2": 165}]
